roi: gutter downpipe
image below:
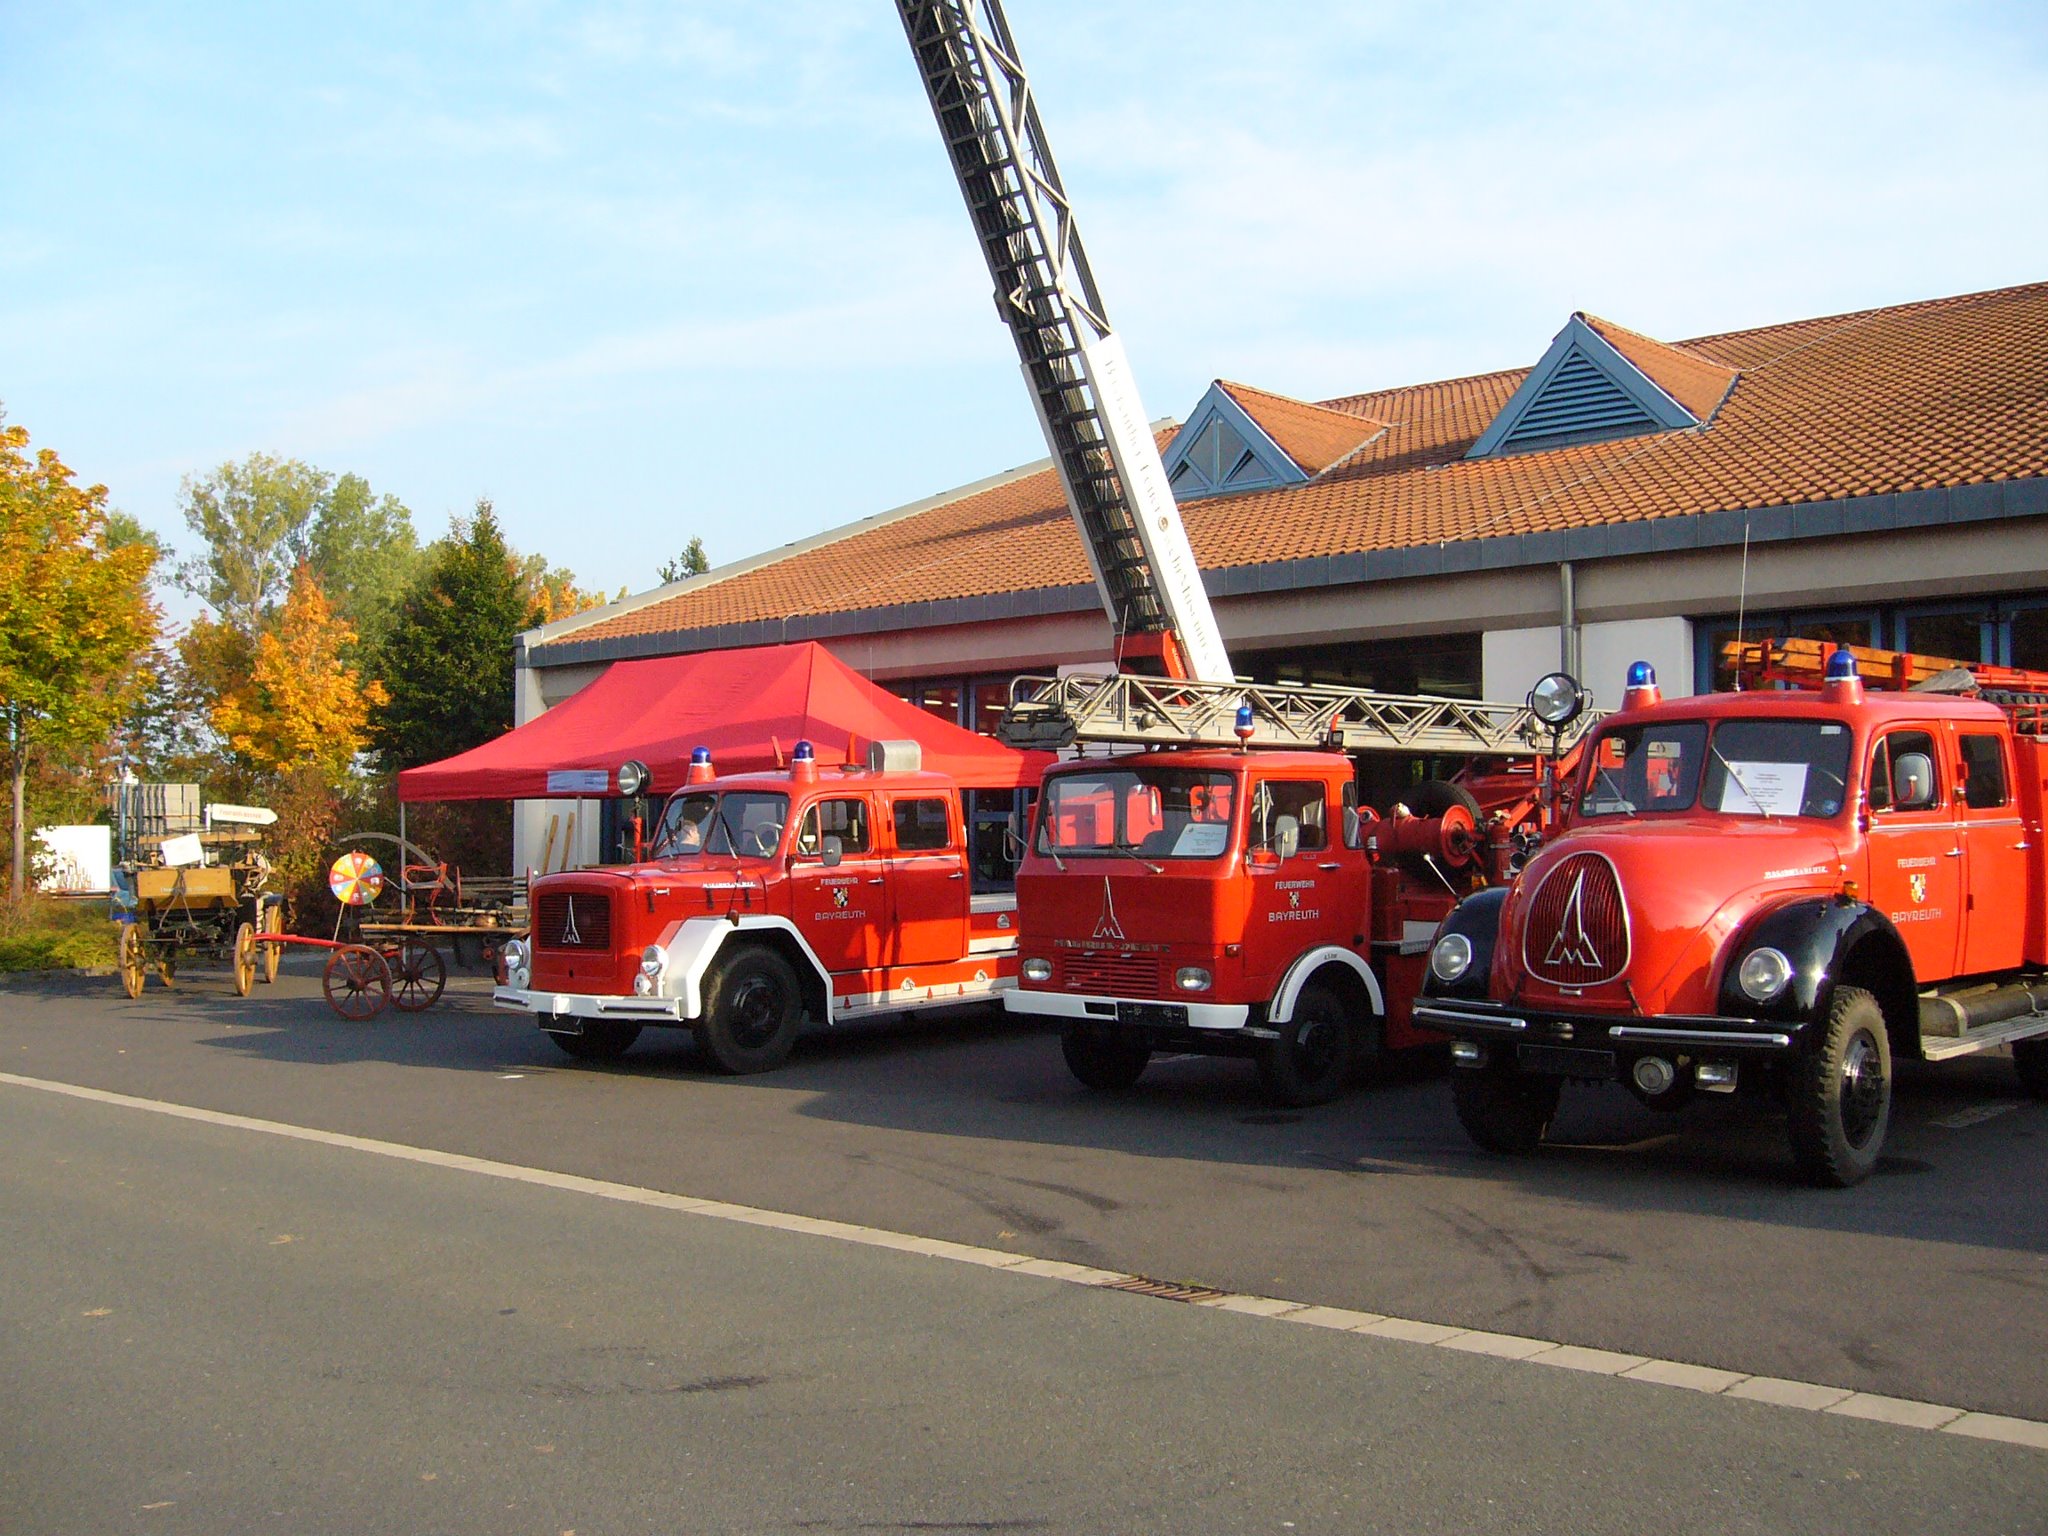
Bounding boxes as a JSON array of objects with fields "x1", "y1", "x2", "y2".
[{"x1": 1559, "y1": 561, "x2": 1581, "y2": 679}]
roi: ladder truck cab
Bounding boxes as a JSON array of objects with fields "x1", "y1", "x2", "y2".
[
  {"x1": 496, "y1": 741, "x2": 1019, "y2": 1073},
  {"x1": 1000, "y1": 677, "x2": 1593, "y2": 1104},
  {"x1": 1418, "y1": 640, "x2": 2048, "y2": 1186}
]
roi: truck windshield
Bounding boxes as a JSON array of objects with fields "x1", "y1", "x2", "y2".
[
  {"x1": 1580, "y1": 718, "x2": 1852, "y2": 819},
  {"x1": 1036, "y1": 768, "x2": 1236, "y2": 859},
  {"x1": 649, "y1": 790, "x2": 791, "y2": 858}
]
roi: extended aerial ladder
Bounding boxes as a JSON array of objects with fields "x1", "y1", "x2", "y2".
[
  {"x1": 896, "y1": 0, "x2": 1231, "y2": 684},
  {"x1": 897, "y1": 1, "x2": 1594, "y2": 762}
]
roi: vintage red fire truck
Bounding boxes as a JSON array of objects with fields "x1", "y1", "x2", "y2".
[
  {"x1": 496, "y1": 741, "x2": 1019, "y2": 1072},
  {"x1": 1417, "y1": 641, "x2": 2048, "y2": 1186},
  {"x1": 999, "y1": 676, "x2": 1586, "y2": 1104}
]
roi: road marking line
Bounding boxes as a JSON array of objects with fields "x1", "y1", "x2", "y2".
[{"x1": 6, "y1": 1069, "x2": 2045, "y2": 1454}]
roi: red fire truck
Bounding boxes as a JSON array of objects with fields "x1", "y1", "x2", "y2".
[
  {"x1": 496, "y1": 742, "x2": 1020, "y2": 1072},
  {"x1": 1417, "y1": 640, "x2": 2048, "y2": 1186},
  {"x1": 998, "y1": 675, "x2": 1586, "y2": 1103}
]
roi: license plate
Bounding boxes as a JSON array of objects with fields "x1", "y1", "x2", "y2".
[
  {"x1": 1518, "y1": 1043, "x2": 1615, "y2": 1078},
  {"x1": 540, "y1": 1015, "x2": 585, "y2": 1037},
  {"x1": 1117, "y1": 1001, "x2": 1188, "y2": 1029}
]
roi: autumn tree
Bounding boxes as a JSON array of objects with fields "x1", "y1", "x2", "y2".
[
  {"x1": 0, "y1": 414, "x2": 160, "y2": 899},
  {"x1": 658, "y1": 536, "x2": 710, "y2": 584}
]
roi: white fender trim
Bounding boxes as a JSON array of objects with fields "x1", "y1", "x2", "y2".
[
  {"x1": 1268, "y1": 946, "x2": 1384, "y2": 1025},
  {"x1": 657, "y1": 915, "x2": 832, "y2": 1020}
]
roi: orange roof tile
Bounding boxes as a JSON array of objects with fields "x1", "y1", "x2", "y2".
[
  {"x1": 1578, "y1": 312, "x2": 1739, "y2": 422},
  {"x1": 550, "y1": 281, "x2": 2048, "y2": 654},
  {"x1": 1215, "y1": 380, "x2": 1387, "y2": 474}
]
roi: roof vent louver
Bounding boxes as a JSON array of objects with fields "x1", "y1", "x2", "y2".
[{"x1": 1469, "y1": 314, "x2": 1704, "y2": 459}]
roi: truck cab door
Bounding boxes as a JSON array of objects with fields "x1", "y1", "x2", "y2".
[
  {"x1": 1954, "y1": 726, "x2": 2027, "y2": 976},
  {"x1": 884, "y1": 792, "x2": 968, "y2": 968},
  {"x1": 786, "y1": 795, "x2": 884, "y2": 976},
  {"x1": 1241, "y1": 776, "x2": 1354, "y2": 996},
  {"x1": 1863, "y1": 726, "x2": 1963, "y2": 983}
]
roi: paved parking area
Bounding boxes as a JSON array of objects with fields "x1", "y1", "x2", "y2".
[{"x1": 5, "y1": 962, "x2": 2046, "y2": 1423}]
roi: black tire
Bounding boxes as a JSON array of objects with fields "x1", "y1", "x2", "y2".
[
  {"x1": 1787, "y1": 985, "x2": 1891, "y2": 1188},
  {"x1": 1060, "y1": 1022, "x2": 1151, "y2": 1090},
  {"x1": 696, "y1": 947, "x2": 803, "y2": 1074},
  {"x1": 1257, "y1": 982, "x2": 1357, "y2": 1106},
  {"x1": 544, "y1": 1018, "x2": 643, "y2": 1061},
  {"x1": 2012, "y1": 1037, "x2": 2048, "y2": 1100},
  {"x1": 1451, "y1": 1065, "x2": 1562, "y2": 1155}
]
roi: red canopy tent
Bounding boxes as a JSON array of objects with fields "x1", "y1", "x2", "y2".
[{"x1": 396, "y1": 642, "x2": 1050, "y2": 803}]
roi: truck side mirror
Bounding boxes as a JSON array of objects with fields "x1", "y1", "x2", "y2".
[
  {"x1": 1007, "y1": 809, "x2": 1026, "y2": 852},
  {"x1": 820, "y1": 835, "x2": 843, "y2": 868},
  {"x1": 1343, "y1": 806, "x2": 1363, "y2": 850}
]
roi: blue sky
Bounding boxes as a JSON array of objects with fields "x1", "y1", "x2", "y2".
[{"x1": 4, "y1": 2, "x2": 2044, "y2": 618}]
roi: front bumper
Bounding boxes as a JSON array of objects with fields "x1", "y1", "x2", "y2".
[
  {"x1": 495, "y1": 985, "x2": 694, "y2": 1027},
  {"x1": 1004, "y1": 987, "x2": 1251, "y2": 1033},
  {"x1": 1412, "y1": 997, "x2": 1798, "y2": 1077}
]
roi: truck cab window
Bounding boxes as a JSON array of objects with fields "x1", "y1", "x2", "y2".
[
  {"x1": 1870, "y1": 731, "x2": 1940, "y2": 814},
  {"x1": 796, "y1": 798, "x2": 871, "y2": 856},
  {"x1": 1958, "y1": 734, "x2": 2009, "y2": 809},
  {"x1": 893, "y1": 797, "x2": 952, "y2": 852},
  {"x1": 1250, "y1": 781, "x2": 1327, "y2": 853}
]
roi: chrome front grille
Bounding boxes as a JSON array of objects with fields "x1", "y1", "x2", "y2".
[{"x1": 534, "y1": 891, "x2": 612, "y2": 951}]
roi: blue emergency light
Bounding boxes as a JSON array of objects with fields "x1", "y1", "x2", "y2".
[
  {"x1": 1826, "y1": 646, "x2": 1859, "y2": 681},
  {"x1": 690, "y1": 746, "x2": 711, "y2": 765},
  {"x1": 1626, "y1": 660, "x2": 1657, "y2": 689},
  {"x1": 793, "y1": 739, "x2": 815, "y2": 761}
]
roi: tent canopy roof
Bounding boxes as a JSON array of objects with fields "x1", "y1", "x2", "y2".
[{"x1": 397, "y1": 642, "x2": 1049, "y2": 803}]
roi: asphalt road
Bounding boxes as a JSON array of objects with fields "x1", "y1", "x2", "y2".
[{"x1": 2, "y1": 963, "x2": 2046, "y2": 1532}]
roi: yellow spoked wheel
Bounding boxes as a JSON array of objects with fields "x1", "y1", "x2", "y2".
[
  {"x1": 232, "y1": 922, "x2": 257, "y2": 997},
  {"x1": 260, "y1": 903, "x2": 282, "y2": 984},
  {"x1": 118, "y1": 924, "x2": 147, "y2": 999}
]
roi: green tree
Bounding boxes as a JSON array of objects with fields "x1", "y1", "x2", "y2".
[
  {"x1": 308, "y1": 472, "x2": 422, "y2": 652},
  {"x1": 174, "y1": 452, "x2": 328, "y2": 636},
  {"x1": 658, "y1": 536, "x2": 710, "y2": 584},
  {"x1": 370, "y1": 500, "x2": 534, "y2": 770},
  {"x1": 0, "y1": 414, "x2": 160, "y2": 899}
]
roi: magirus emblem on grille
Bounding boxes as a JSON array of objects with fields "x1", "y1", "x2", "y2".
[
  {"x1": 1542, "y1": 870, "x2": 1601, "y2": 971},
  {"x1": 1093, "y1": 877, "x2": 1125, "y2": 942},
  {"x1": 560, "y1": 896, "x2": 583, "y2": 947}
]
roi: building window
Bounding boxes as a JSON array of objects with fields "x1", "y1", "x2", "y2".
[{"x1": 1234, "y1": 635, "x2": 1481, "y2": 699}]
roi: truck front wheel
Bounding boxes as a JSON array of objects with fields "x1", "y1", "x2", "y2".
[
  {"x1": 1061, "y1": 1023, "x2": 1151, "y2": 1090},
  {"x1": 1451, "y1": 1065, "x2": 1561, "y2": 1155},
  {"x1": 1787, "y1": 985, "x2": 1891, "y2": 1187},
  {"x1": 697, "y1": 948, "x2": 803, "y2": 1074},
  {"x1": 1257, "y1": 984, "x2": 1357, "y2": 1106},
  {"x1": 545, "y1": 1018, "x2": 642, "y2": 1061}
]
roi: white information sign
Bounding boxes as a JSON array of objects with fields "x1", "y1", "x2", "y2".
[
  {"x1": 546, "y1": 770, "x2": 611, "y2": 795},
  {"x1": 1170, "y1": 822, "x2": 1229, "y2": 857},
  {"x1": 1718, "y1": 761, "x2": 1808, "y2": 815}
]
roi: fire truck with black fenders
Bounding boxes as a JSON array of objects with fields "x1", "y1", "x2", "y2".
[
  {"x1": 899, "y1": 0, "x2": 1595, "y2": 1105},
  {"x1": 1416, "y1": 638, "x2": 2048, "y2": 1186}
]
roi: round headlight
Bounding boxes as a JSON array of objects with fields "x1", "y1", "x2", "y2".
[
  {"x1": 617, "y1": 759, "x2": 650, "y2": 797},
  {"x1": 1430, "y1": 932, "x2": 1474, "y2": 983},
  {"x1": 1529, "y1": 672, "x2": 1587, "y2": 728},
  {"x1": 1175, "y1": 966, "x2": 1212, "y2": 993},
  {"x1": 1737, "y1": 946, "x2": 1793, "y2": 1002},
  {"x1": 640, "y1": 945, "x2": 664, "y2": 977},
  {"x1": 1021, "y1": 958, "x2": 1052, "y2": 983}
]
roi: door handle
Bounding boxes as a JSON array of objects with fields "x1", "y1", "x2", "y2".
[
  {"x1": 947, "y1": 871, "x2": 966, "y2": 880},
  {"x1": 2015, "y1": 842, "x2": 2032, "y2": 851},
  {"x1": 1943, "y1": 849, "x2": 1962, "y2": 857},
  {"x1": 1318, "y1": 861, "x2": 1341, "y2": 870},
  {"x1": 866, "y1": 877, "x2": 886, "y2": 885}
]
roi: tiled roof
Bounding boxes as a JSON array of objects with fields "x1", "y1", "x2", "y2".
[
  {"x1": 552, "y1": 281, "x2": 2048, "y2": 653},
  {"x1": 1216, "y1": 380, "x2": 1387, "y2": 474},
  {"x1": 1577, "y1": 313, "x2": 1739, "y2": 423}
]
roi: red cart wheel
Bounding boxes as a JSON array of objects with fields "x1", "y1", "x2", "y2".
[
  {"x1": 322, "y1": 945, "x2": 392, "y2": 1020},
  {"x1": 388, "y1": 940, "x2": 447, "y2": 1012}
]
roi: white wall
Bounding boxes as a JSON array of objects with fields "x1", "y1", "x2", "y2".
[{"x1": 1484, "y1": 615, "x2": 1695, "y2": 712}]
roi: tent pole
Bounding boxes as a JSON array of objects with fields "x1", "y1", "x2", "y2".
[{"x1": 398, "y1": 795, "x2": 408, "y2": 920}]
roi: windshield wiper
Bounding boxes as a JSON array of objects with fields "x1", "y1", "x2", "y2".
[{"x1": 1107, "y1": 842, "x2": 1164, "y2": 874}]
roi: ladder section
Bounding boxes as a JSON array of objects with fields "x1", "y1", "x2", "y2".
[
  {"x1": 1723, "y1": 637, "x2": 2048, "y2": 710},
  {"x1": 997, "y1": 672, "x2": 1593, "y2": 756},
  {"x1": 896, "y1": 0, "x2": 1232, "y2": 682}
]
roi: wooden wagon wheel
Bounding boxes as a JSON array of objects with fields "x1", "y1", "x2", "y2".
[
  {"x1": 232, "y1": 922, "x2": 258, "y2": 997},
  {"x1": 322, "y1": 945, "x2": 392, "y2": 1020},
  {"x1": 388, "y1": 940, "x2": 447, "y2": 1013},
  {"x1": 157, "y1": 948, "x2": 178, "y2": 987},
  {"x1": 118, "y1": 923, "x2": 147, "y2": 999},
  {"x1": 259, "y1": 902, "x2": 282, "y2": 984}
]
